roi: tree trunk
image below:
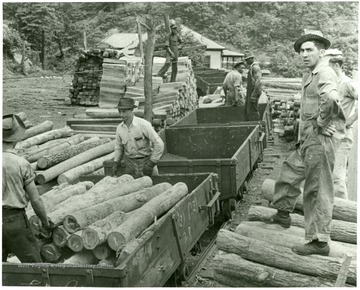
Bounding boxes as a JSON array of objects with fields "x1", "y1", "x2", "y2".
[
  {"x1": 82, "y1": 211, "x2": 131, "y2": 250},
  {"x1": 93, "y1": 243, "x2": 113, "y2": 260},
  {"x1": 248, "y1": 205, "x2": 357, "y2": 244},
  {"x1": 216, "y1": 229, "x2": 356, "y2": 285},
  {"x1": 235, "y1": 222, "x2": 356, "y2": 258},
  {"x1": 21, "y1": 40, "x2": 26, "y2": 75},
  {"x1": 213, "y1": 252, "x2": 338, "y2": 287},
  {"x1": 41, "y1": 243, "x2": 62, "y2": 263},
  {"x1": 63, "y1": 250, "x2": 98, "y2": 265},
  {"x1": 41, "y1": 29, "x2": 45, "y2": 70},
  {"x1": 261, "y1": 179, "x2": 357, "y2": 223},
  {"x1": 22, "y1": 121, "x2": 54, "y2": 141},
  {"x1": 15, "y1": 127, "x2": 73, "y2": 150},
  {"x1": 57, "y1": 152, "x2": 114, "y2": 184},
  {"x1": 37, "y1": 137, "x2": 109, "y2": 169},
  {"x1": 107, "y1": 182, "x2": 188, "y2": 252},
  {"x1": 136, "y1": 17, "x2": 143, "y2": 58},
  {"x1": 143, "y1": 16, "x2": 156, "y2": 122},
  {"x1": 47, "y1": 175, "x2": 135, "y2": 225},
  {"x1": 36, "y1": 140, "x2": 115, "y2": 184},
  {"x1": 63, "y1": 180, "x2": 165, "y2": 233},
  {"x1": 52, "y1": 225, "x2": 71, "y2": 248},
  {"x1": 67, "y1": 231, "x2": 84, "y2": 252},
  {"x1": 83, "y1": 31, "x2": 87, "y2": 50}
]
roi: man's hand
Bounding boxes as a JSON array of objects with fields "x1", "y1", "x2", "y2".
[
  {"x1": 321, "y1": 124, "x2": 336, "y2": 137},
  {"x1": 39, "y1": 218, "x2": 54, "y2": 238},
  {"x1": 143, "y1": 160, "x2": 156, "y2": 177},
  {"x1": 112, "y1": 162, "x2": 121, "y2": 177}
]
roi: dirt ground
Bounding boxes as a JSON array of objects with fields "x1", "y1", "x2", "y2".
[{"x1": 2, "y1": 75, "x2": 293, "y2": 286}]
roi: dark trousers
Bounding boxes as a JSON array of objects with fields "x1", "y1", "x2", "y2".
[
  {"x1": 2, "y1": 209, "x2": 42, "y2": 263},
  {"x1": 245, "y1": 99, "x2": 260, "y2": 121},
  {"x1": 124, "y1": 155, "x2": 158, "y2": 178},
  {"x1": 157, "y1": 57, "x2": 178, "y2": 82}
]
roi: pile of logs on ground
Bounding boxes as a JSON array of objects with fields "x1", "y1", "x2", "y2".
[
  {"x1": 213, "y1": 178, "x2": 357, "y2": 287},
  {"x1": 262, "y1": 77, "x2": 302, "y2": 142},
  {"x1": 13, "y1": 112, "x2": 115, "y2": 186},
  {"x1": 26, "y1": 175, "x2": 188, "y2": 267}
]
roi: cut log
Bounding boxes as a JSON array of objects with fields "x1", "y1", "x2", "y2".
[
  {"x1": 261, "y1": 178, "x2": 357, "y2": 223},
  {"x1": 57, "y1": 152, "x2": 114, "y2": 184},
  {"x1": 15, "y1": 126, "x2": 73, "y2": 150},
  {"x1": 261, "y1": 80, "x2": 302, "y2": 90},
  {"x1": 248, "y1": 205, "x2": 357, "y2": 244},
  {"x1": 213, "y1": 252, "x2": 337, "y2": 287},
  {"x1": 41, "y1": 243, "x2": 62, "y2": 263},
  {"x1": 63, "y1": 180, "x2": 167, "y2": 233},
  {"x1": 216, "y1": 229, "x2": 356, "y2": 285},
  {"x1": 22, "y1": 120, "x2": 54, "y2": 140},
  {"x1": 16, "y1": 111, "x2": 32, "y2": 128},
  {"x1": 66, "y1": 231, "x2": 84, "y2": 252},
  {"x1": 107, "y1": 182, "x2": 188, "y2": 252},
  {"x1": 18, "y1": 138, "x2": 67, "y2": 156},
  {"x1": 93, "y1": 243, "x2": 113, "y2": 260},
  {"x1": 63, "y1": 250, "x2": 98, "y2": 265},
  {"x1": 98, "y1": 257, "x2": 117, "y2": 268},
  {"x1": 52, "y1": 225, "x2": 71, "y2": 248},
  {"x1": 37, "y1": 137, "x2": 110, "y2": 169},
  {"x1": 47, "y1": 174, "x2": 135, "y2": 225},
  {"x1": 36, "y1": 140, "x2": 116, "y2": 184},
  {"x1": 235, "y1": 222, "x2": 356, "y2": 258}
]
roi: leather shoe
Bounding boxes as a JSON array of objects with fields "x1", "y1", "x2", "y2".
[
  {"x1": 292, "y1": 241, "x2": 330, "y2": 256},
  {"x1": 265, "y1": 211, "x2": 291, "y2": 228}
]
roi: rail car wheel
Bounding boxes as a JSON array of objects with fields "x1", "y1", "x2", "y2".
[
  {"x1": 175, "y1": 262, "x2": 190, "y2": 282},
  {"x1": 221, "y1": 198, "x2": 236, "y2": 220}
]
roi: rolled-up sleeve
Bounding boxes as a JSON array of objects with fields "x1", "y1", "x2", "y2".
[
  {"x1": 22, "y1": 162, "x2": 35, "y2": 186},
  {"x1": 143, "y1": 123, "x2": 164, "y2": 163}
]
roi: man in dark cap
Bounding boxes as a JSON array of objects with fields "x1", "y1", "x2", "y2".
[
  {"x1": 244, "y1": 51, "x2": 262, "y2": 121},
  {"x1": 222, "y1": 60, "x2": 246, "y2": 106},
  {"x1": 3, "y1": 114, "x2": 52, "y2": 263},
  {"x1": 112, "y1": 98, "x2": 164, "y2": 178},
  {"x1": 267, "y1": 31, "x2": 345, "y2": 256}
]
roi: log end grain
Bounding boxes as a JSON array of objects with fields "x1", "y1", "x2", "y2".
[
  {"x1": 52, "y1": 226, "x2": 69, "y2": 248},
  {"x1": 63, "y1": 215, "x2": 81, "y2": 234},
  {"x1": 67, "y1": 234, "x2": 84, "y2": 253},
  {"x1": 82, "y1": 227, "x2": 100, "y2": 250},
  {"x1": 93, "y1": 244, "x2": 113, "y2": 260},
  {"x1": 35, "y1": 174, "x2": 47, "y2": 185},
  {"x1": 41, "y1": 243, "x2": 62, "y2": 263},
  {"x1": 107, "y1": 232, "x2": 127, "y2": 252}
]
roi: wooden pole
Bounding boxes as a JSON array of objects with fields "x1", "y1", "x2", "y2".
[
  {"x1": 41, "y1": 29, "x2": 45, "y2": 70},
  {"x1": 335, "y1": 254, "x2": 353, "y2": 287},
  {"x1": 83, "y1": 31, "x2": 87, "y2": 50},
  {"x1": 136, "y1": 17, "x2": 143, "y2": 58},
  {"x1": 347, "y1": 121, "x2": 357, "y2": 201},
  {"x1": 21, "y1": 40, "x2": 26, "y2": 75},
  {"x1": 164, "y1": 14, "x2": 170, "y2": 34}
]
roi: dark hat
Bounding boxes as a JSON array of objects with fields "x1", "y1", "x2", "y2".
[
  {"x1": 234, "y1": 60, "x2": 245, "y2": 68},
  {"x1": 117, "y1": 98, "x2": 137, "y2": 110},
  {"x1": 294, "y1": 31, "x2": 331, "y2": 53},
  {"x1": 3, "y1": 114, "x2": 26, "y2": 142},
  {"x1": 244, "y1": 51, "x2": 254, "y2": 60}
]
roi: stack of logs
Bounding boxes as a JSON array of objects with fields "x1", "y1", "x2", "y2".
[
  {"x1": 26, "y1": 176, "x2": 188, "y2": 267},
  {"x1": 262, "y1": 77, "x2": 302, "y2": 142},
  {"x1": 14, "y1": 112, "x2": 115, "y2": 185},
  {"x1": 213, "y1": 178, "x2": 357, "y2": 287}
]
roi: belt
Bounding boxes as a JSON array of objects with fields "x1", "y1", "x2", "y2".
[{"x1": 2, "y1": 207, "x2": 25, "y2": 217}]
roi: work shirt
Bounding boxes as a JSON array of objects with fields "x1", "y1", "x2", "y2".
[
  {"x1": 3, "y1": 150, "x2": 35, "y2": 209},
  {"x1": 223, "y1": 70, "x2": 243, "y2": 93},
  {"x1": 299, "y1": 60, "x2": 346, "y2": 142},
  {"x1": 166, "y1": 32, "x2": 182, "y2": 58},
  {"x1": 337, "y1": 72, "x2": 357, "y2": 120},
  {"x1": 246, "y1": 62, "x2": 262, "y2": 101},
  {"x1": 114, "y1": 116, "x2": 164, "y2": 163}
]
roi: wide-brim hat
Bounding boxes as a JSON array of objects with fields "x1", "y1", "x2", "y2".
[
  {"x1": 234, "y1": 60, "x2": 245, "y2": 68},
  {"x1": 294, "y1": 31, "x2": 331, "y2": 53},
  {"x1": 244, "y1": 51, "x2": 254, "y2": 60},
  {"x1": 3, "y1": 114, "x2": 26, "y2": 142},
  {"x1": 117, "y1": 98, "x2": 137, "y2": 110}
]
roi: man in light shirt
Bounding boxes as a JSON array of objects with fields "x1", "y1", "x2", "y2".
[
  {"x1": 222, "y1": 60, "x2": 246, "y2": 106},
  {"x1": 112, "y1": 98, "x2": 164, "y2": 178}
]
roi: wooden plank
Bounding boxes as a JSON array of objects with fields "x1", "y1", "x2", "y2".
[
  {"x1": 67, "y1": 118, "x2": 122, "y2": 126},
  {"x1": 70, "y1": 124, "x2": 118, "y2": 132},
  {"x1": 334, "y1": 255, "x2": 353, "y2": 287},
  {"x1": 347, "y1": 121, "x2": 357, "y2": 201},
  {"x1": 103, "y1": 58, "x2": 127, "y2": 65}
]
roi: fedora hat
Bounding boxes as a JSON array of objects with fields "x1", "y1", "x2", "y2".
[
  {"x1": 294, "y1": 31, "x2": 331, "y2": 53},
  {"x1": 117, "y1": 98, "x2": 137, "y2": 110},
  {"x1": 244, "y1": 51, "x2": 254, "y2": 60},
  {"x1": 234, "y1": 60, "x2": 245, "y2": 68},
  {"x1": 3, "y1": 114, "x2": 26, "y2": 143}
]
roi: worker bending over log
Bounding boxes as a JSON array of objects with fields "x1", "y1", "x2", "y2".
[
  {"x1": 112, "y1": 98, "x2": 164, "y2": 178},
  {"x1": 222, "y1": 60, "x2": 246, "y2": 106},
  {"x1": 3, "y1": 114, "x2": 52, "y2": 263},
  {"x1": 267, "y1": 31, "x2": 346, "y2": 256}
]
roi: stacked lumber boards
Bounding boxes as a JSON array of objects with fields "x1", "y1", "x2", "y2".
[
  {"x1": 213, "y1": 179, "x2": 357, "y2": 287},
  {"x1": 27, "y1": 176, "x2": 189, "y2": 267}
]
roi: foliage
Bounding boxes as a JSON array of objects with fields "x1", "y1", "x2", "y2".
[{"x1": 3, "y1": 22, "x2": 22, "y2": 58}]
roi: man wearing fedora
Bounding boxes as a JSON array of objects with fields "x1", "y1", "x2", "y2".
[
  {"x1": 244, "y1": 51, "x2": 263, "y2": 121},
  {"x1": 112, "y1": 98, "x2": 164, "y2": 178},
  {"x1": 268, "y1": 31, "x2": 345, "y2": 256},
  {"x1": 3, "y1": 114, "x2": 51, "y2": 263},
  {"x1": 222, "y1": 60, "x2": 246, "y2": 106}
]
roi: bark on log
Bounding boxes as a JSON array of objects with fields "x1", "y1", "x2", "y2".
[
  {"x1": 37, "y1": 137, "x2": 110, "y2": 169},
  {"x1": 261, "y1": 80, "x2": 302, "y2": 90},
  {"x1": 93, "y1": 243, "x2": 113, "y2": 260},
  {"x1": 22, "y1": 120, "x2": 54, "y2": 140},
  {"x1": 36, "y1": 140, "x2": 115, "y2": 184},
  {"x1": 15, "y1": 126, "x2": 73, "y2": 150},
  {"x1": 63, "y1": 250, "x2": 98, "y2": 265},
  {"x1": 213, "y1": 252, "x2": 337, "y2": 287},
  {"x1": 47, "y1": 175, "x2": 135, "y2": 225},
  {"x1": 63, "y1": 180, "x2": 167, "y2": 233},
  {"x1": 261, "y1": 179, "x2": 357, "y2": 223},
  {"x1": 235, "y1": 222, "x2": 356, "y2": 258},
  {"x1": 216, "y1": 229, "x2": 356, "y2": 285},
  {"x1": 248, "y1": 205, "x2": 357, "y2": 244},
  {"x1": 41, "y1": 243, "x2": 62, "y2": 263},
  {"x1": 57, "y1": 152, "x2": 114, "y2": 184},
  {"x1": 66, "y1": 231, "x2": 84, "y2": 252},
  {"x1": 107, "y1": 182, "x2": 188, "y2": 252},
  {"x1": 52, "y1": 225, "x2": 71, "y2": 248},
  {"x1": 18, "y1": 138, "x2": 66, "y2": 156}
]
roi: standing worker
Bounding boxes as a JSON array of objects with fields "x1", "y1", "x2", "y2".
[
  {"x1": 244, "y1": 51, "x2": 263, "y2": 121},
  {"x1": 222, "y1": 60, "x2": 246, "y2": 106},
  {"x1": 327, "y1": 52, "x2": 358, "y2": 199},
  {"x1": 3, "y1": 114, "x2": 51, "y2": 263},
  {"x1": 267, "y1": 31, "x2": 345, "y2": 256},
  {"x1": 112, "y1": 98, "x2": 164, "y2": 178},
  {"x1": 157, "y1": 20, "x2": 182, "y2": 82}
]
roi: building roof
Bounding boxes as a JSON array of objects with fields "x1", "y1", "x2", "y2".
[
  {"x1": 222, "y1": 50, "x2": 244, "y2": 57},
  {"x1": 181, "y1": 25, "x2": 225, "y2": 50},
  {"x1": 96, "y1": 33, "x2": 147, "y2": 50}
]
